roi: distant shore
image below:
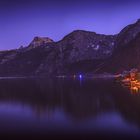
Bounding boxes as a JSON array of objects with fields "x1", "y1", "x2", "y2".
[{"x1": 0, "y1": 74, "x2": 121, "y2": 80}]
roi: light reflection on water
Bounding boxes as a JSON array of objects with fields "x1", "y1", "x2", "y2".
[{"x1": 0, "y1": 78, "x2": 139, "y2": 138}]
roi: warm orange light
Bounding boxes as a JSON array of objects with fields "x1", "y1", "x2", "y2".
[
  {"x1": 131, "y1": 86, "x2": 138, "y2": 90},
  {"x1": 120, "y1": 72, "x2": 140, "y2": 94}
]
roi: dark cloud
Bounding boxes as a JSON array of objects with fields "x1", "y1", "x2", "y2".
[{"x1": 0, "y1": 0, "x2": 138, "y2": 7}]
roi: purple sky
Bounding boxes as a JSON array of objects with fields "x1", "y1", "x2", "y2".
[{"x1": 0, "y1": 0, "x2": 140, "y2": 50}]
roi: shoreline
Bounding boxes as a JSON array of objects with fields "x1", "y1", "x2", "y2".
[{"x1": 0, "y1": 74, "x2": 121, "y2": 80}]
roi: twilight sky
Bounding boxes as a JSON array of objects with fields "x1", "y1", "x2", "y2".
[{"x1": 0, "y1": 0, "x2": 140, "y2": 50}]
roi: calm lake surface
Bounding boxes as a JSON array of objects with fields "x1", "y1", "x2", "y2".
[{"x1": 0, "y1": 77, "x2": 140, "y2": 139}]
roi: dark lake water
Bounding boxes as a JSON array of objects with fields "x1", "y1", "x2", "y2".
[{"x1": 0, "y1": 77, "x2": 140, "y2": 139}]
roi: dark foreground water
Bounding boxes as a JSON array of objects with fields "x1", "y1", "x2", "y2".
[{"x1": 0, "y1": 77, "x2": 140, "y2": 139}]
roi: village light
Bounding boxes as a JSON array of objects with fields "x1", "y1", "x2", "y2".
[
  {"x1": 73, "y1": 75, "x2": 76, "y2": 78},
  {"x1": 120, "y1": 68, "x2": 140, "y2": 94},
  {"x1": 79, "y1": 74, "x2": 82, "y2": 79}
]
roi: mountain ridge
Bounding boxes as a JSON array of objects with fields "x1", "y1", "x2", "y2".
[{"x1": 0, "y1": 19, "x2": 140, "y2": 76}]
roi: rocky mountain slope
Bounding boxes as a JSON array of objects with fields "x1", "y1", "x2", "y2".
[
  {"x1": 0, "y1": 19, "x2": 140, "y2": 76},
  {"x1": 101, "y1": 19, "x2": 140, "y2": 73}
]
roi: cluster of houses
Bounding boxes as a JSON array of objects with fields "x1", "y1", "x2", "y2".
[{"x1": 117, "y1": 68, "x2": 140, "y2": 93}]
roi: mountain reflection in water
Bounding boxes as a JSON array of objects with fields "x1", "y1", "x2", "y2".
[{"x1": 0, "y1": 78, "x2": 140, "y2": 139}]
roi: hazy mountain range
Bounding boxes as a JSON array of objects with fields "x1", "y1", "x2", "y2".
[{"x1": 1, "y1": 19, "x2": 140, "y2": 76}]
